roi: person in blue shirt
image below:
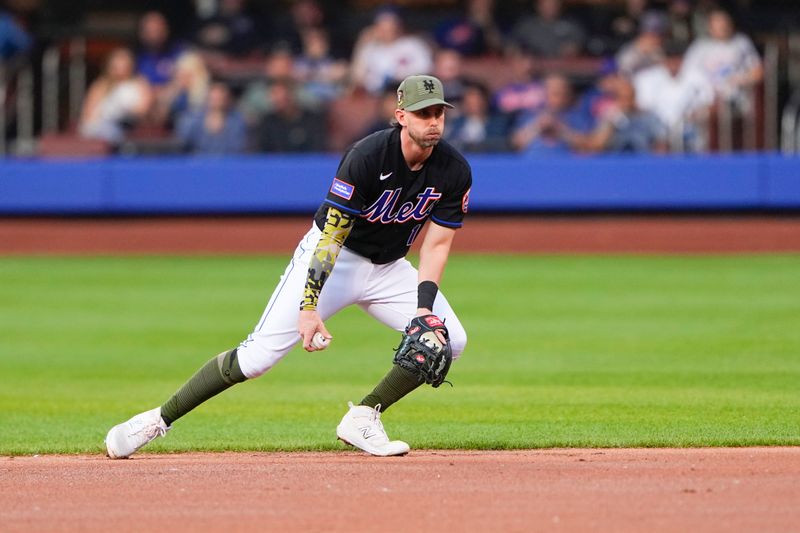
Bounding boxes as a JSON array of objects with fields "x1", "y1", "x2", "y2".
[
  {"x1": 580, "y1": 78, "x2": 668, "y2": 154},
  {"x1": 492, "y1": 50, "x2": 545, "y2": 120},
  {"x1": 576, "y1": 57, "x2": 620, "y2": 128},
  {"x1": 510, "y1": 73, "x2": 592, "y2": 156},
  {"x1": 433, "y1": 0, "x2": 503, "y2": 57},
  {"x1": 0, "y1": 9, "x2": 32, "y2": 62},
  {"x1": 176, "y1": 81, "x2": 246, "y2": 155},
  {"x1": 446, "y1": 80, "x2": 509, "y2": 152},
  {"x1": 135, "y1": 11, "x2": 183, "y2": 87}
]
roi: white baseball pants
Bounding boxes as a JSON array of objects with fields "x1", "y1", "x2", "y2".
[{"x1": 236, "y1": 225, "x2": 467, "y2": 379}]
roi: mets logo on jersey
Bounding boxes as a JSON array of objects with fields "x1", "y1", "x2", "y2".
[
  {"x1": 462, "y1": 187, "x2": 471, "y2": 213},
  {"x1": 363, "y1": 187, "x2": 442, "y2": 224}
]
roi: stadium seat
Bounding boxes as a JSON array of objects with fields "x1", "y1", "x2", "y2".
[
  {"x1": 37, "y1": 133, "x2": 111, "y2": 158},
  {"x1": 119, "y1": 124, "x2": 183, "y2": 156}
]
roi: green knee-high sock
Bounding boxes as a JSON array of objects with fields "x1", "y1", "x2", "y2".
[
  {"x1": 160, "y1": 349, "x2": 247, "y2": 426},
  {"x1": 360, "y1": 365, "x2": 422, "y2": 412}
]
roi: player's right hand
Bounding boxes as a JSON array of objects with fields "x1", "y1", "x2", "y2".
[{"x1": 298, "y1": 309, "x2": 332, "y2": 352}]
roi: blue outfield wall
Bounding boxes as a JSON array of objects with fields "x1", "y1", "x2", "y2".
[{"x1": 0, "y1": 153, "x2": 798, "y2": 214}]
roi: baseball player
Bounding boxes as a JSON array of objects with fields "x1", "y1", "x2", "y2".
[{"x1": 105, "y1": 74, "x2": 472, "y2": 458}]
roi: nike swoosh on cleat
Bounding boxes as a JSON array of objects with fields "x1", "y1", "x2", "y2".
[{"x1": 379, "y1": 172, "x2": 393, "y2": 180}]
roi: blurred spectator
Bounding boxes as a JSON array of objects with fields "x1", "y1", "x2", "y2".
[
  {"x1": 176, "y1": 81, "x2": 246, "y2": 155},
  {"x1": 493, "y1": 51, "x2": 545, "y2": 117},
  {"x1": 294, "y1": 27, "x2": 348, "y2": 102},
  {"x1": 508, "y1": 0, "x2": 586, "y2": 58},
  {"x1": 350, "y1": 7, "x2": 433, "y2": 94},
  {"x1": 580, "y1": 78, "x2": 667, "y2": 153},
  {"x1": 689, "y1": 0, "x2": 720, "y2": 39},
  {"x1": 577, "y1": 57, "x2": 621, "y2": 126},
  {"x1": 433, "y1": 0, "x2": 503, "y2": 57},
  {"x1": 433, "y1": 48, "x2": 469, "y2": 106},
  {"x1": 510, "y1": 73, "x2": 592, "y2": 155},
  {"x1": 360, "y1": 84, "x2": 401, "y2": 138},
  {"x1": 154, "y1": 51, "x2": 211, "y2": 127},
  {"x1": 0, "y1": 7, "x2": 31, "y2": 62},
  {"x1": 239, "y1": 48, "x2": 320, "y2": 125},
  {"x1": 605, "y1": 0, "x2": 649, "y2": 53},
  {"x1": 632, "y1": 60, "x2": 712, "y2": 151},
  {"x1": 192, "y1": 0, "x2": 261, "y2": 57},
  {"x1": 254, "y1": 78, "x2": 325, "y2": 152},
  {"x1": 135, "y1": 11, "x2": 184, "y2": 88},
  {"x1": 680, "y1": 8, "x2": 763, "y2": 113},
  {"x1": 665, "y1": 0, "x2": 694, "y2": 54},
  {"x1": 446, "y1": 81, "x2": 509, "y2": 152},
  {"x1": 79, "y1": 48, "x2": 153, "y2": 145},
  {"x1": 615, "y1": 10, "x2": 667, "y2": 76},
  {"x1": 269, "y1": 0, "x2": 339, "y2": 56}
]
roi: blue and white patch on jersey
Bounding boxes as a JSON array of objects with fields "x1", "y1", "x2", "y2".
[{"x1": 330, "y1": 178, "x2": 355, "y2": 200}]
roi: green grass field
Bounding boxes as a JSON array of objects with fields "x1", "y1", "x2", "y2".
[{"x1": 1, "y1": 254, "x2": 798, "y2": 455}]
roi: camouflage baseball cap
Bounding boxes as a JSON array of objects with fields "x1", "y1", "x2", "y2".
[{"x1": 396, "y1": 75, "x2": 454, "y2": 112}]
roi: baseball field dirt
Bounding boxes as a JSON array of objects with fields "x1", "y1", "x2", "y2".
[
  {"x1": 2, "y1": 448, "x2": 799, "y2": 532},
  {"x1": 1, "y1": 215, "x2": 799, "y2": 254}
]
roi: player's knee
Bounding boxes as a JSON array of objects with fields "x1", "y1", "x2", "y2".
[
  {"x1": 236, "y1": 344, "x2": 279, "y2": 378},
  {"x1": 236, "y1": 338, "x2": 295, "y2": 378}
]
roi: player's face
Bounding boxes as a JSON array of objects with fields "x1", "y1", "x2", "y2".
[{"x1": 400, "y1": 105, "x2": 446, "y2": 149}]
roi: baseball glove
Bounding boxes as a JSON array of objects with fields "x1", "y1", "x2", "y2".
[{"x1": 393, "y1": 314, "x2": 452, "y2": 388}]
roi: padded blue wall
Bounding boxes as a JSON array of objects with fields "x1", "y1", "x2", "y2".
[{"x1": 1, "y1": 153, "x2": 798, "y2": 214}]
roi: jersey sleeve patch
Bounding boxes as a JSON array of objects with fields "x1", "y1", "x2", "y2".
[
  {"x1": 462, "y1": 187, "x2": 471, "y2": 214},
  {"x1": 330, "y1": 178, "x2": 355, "y2": 200}
]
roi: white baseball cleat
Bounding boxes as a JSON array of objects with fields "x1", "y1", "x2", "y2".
[
  {"x1": 105, "y1": 407, "x2": 170, "y2": 459},
  {"x1": 336, "y1": 402, "x2": 410, "y2": 457}
]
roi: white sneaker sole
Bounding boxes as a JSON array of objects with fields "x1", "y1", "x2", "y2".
[{"x1": 336, "y1": 428, "x2": 410, "y2": 457}]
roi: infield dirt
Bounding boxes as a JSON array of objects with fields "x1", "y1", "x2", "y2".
[
  {"x1": 2, "y1": 448, "x2": 799, "y2": 532},
  {"x1": 1, "y1": 215, "x2": 799, "y2": 254}
]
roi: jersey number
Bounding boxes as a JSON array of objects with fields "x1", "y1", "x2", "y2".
[{"x1": 407, "y1": 223, "x2": 423, "y2": 246}]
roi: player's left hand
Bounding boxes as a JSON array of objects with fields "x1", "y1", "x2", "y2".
[
  {"x1": 298, "y1": 309, "x2": 332, "y2": 352},
  {"x1": 416, "y1": 308, "x2": 446, "y2": 345},
  {"x1": 394, "y1": 313, "x2": 452, "y2": 387}
]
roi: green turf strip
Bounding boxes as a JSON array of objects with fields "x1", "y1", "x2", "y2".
[{"x1": 1, "y1": 255, "x2": 798, "y2": 454}]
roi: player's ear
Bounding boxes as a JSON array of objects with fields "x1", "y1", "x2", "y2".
[{"x1": 395, "y1": 109, "x2": 406, "y2": 127}]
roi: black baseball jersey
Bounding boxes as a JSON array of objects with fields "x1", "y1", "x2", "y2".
[{"x1": 314, "y1": 128, "x2": 472, "y2": 264}]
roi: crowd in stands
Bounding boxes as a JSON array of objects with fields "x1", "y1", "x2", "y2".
[
  {"x1": 2, "y1": 0, "x2": 769, "y2": 156},
  {"x1": 0, "y1": 8, "x2": 32, "y2": 63}
]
